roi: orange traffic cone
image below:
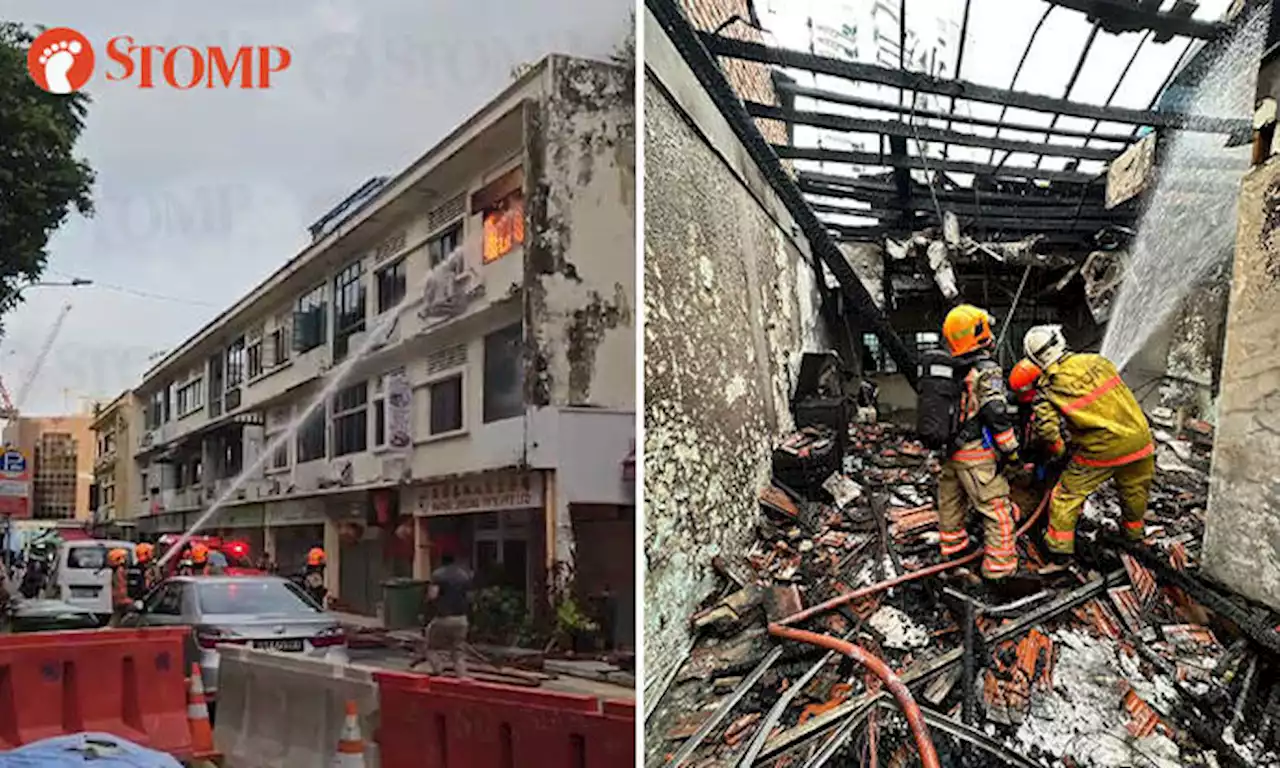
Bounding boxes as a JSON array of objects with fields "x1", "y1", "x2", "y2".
[
  {"x1": 333, "y1": 699, "x2": 366, "y2": 766},
  {"x1": 187, "y1": 663, "x2": 215, "y2": 753}
]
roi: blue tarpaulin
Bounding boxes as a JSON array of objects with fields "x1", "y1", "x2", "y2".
[{"x1": 0, "y1": 733, "x2": 182, "y2": 767}]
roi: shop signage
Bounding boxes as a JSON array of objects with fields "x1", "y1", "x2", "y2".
[
  {"x1": 417, "y1": 472, "x2": 543, "y2": 516},
  {"x1": 152, "y1": 512, "x2": 185, "y2": 533},
  {"x1": 386, "y1": 368, "x2": 413, "y2": 451},
  {"x1": 0, "y1": 448, "x2": 31, "y2": 519},
  {"x1": 219, "y1": 505, "x2": 264, "y2": 529},
  {"x1": 266, "y1": 500, "x2": 326, "y2": 527}
]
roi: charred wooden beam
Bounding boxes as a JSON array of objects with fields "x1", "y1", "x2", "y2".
[
  {"x1": 822, "y1": 214, "x2": 1116, "y2": 234},
  {"x1": 747, "y1": 103, "x2": 1120, "y2": 162},
  {"x1": 799, "y1": 171, "x2": 1112, "y2": 207},
  {"x1": 703, "y1": 34, "x2": 1248, "y2": 134},
  {"x1": 807, "y1": 196, "x2": 1127, "y2": 222},
  {"x1": 1039, "y1": 0, "x2": 1227, "y2": 41},
  {"x1": 774, "y1": 144, "x2": 1101, "y2": 184},
  {"x1": 776, "y1": 81, "x2": 1135, "y2": 146}
]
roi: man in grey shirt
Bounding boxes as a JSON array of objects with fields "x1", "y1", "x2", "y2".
[{"x1": 414, "y1": 554, "x2": 472, "y2": 677}]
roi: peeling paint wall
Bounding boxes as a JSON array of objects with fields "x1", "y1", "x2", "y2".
[
  {"x1": 643, "y1": 10, "x2": 828, "y2": 695},
  {"x1": 525, "y1": 56, "x2": 636, "y2": 411},
  {"x1": 1204, "y1": 156, "x2": 1280, "y2": 612}
]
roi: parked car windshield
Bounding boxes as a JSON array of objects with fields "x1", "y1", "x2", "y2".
[{"x1": 196, "y1": 579, "x2": 321, "y2": 616}]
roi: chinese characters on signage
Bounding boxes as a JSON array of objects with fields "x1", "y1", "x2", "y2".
[{"x1": 418, "y1": 473, "x2": 542, "y2": 516}]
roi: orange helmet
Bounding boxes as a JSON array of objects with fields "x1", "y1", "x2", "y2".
[
  {"x1": 191, "y1": 544, "x2": 209, "y2": 564},
  {"x1": 135, "y1": 543, "x2": 154, "y2": 562},
  {"x1": 107, "y1": 548, "x2": 128, "y2": 567},
  {"x1": 1009, "y1": 359, "x2": 1042, "y2": 403},
  {"x1": 942, "y1": 304, "x2": 994, "y2": 356},
  {"x1": 307, "y1": 547, "x2": 326, "y2": 566}
]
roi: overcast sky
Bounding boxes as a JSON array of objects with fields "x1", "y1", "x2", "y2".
[
  {"x1": 759, "y1": 0, "x2": 1238, "y2": 216},
  {"x1": 2, "y1": 0, "x2": 630, "y2": 416}
]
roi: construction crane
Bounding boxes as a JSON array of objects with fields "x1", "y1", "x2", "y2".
[{"x1": 0, "y1": 303, "x2": 74, "y2": 421}]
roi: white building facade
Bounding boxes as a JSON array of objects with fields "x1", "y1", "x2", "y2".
[{"x1": 129, "y1": 55, "x2": 636, "y2": 639}]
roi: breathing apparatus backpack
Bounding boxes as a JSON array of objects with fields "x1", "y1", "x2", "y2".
[{"x1": 915, "y1": 349, "x2": 970, "y2": 451}]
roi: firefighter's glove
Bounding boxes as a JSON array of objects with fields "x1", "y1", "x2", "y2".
[{"x1": 1005, "y1": 461, "x2": 1034, "y2": 488}]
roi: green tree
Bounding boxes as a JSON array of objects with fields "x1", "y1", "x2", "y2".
[{"x1": 0, "y1": 22, "x2": 95, "y2": 332}]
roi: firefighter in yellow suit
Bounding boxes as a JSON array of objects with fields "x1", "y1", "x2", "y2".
[
  {"x1": 1022, "y1": 325, "x2": 1155, "y2": 556},
  {"x1": 937, "y1": 305, "x2": 1024, "y2": 581}
]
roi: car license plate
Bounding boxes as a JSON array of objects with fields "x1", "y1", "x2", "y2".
[
  {"x1": 70, "y1": 586, "x2": 99, "y2": 598},
  {"x1": 254, "y1": 639, "x2": 304, "y2": 652}
]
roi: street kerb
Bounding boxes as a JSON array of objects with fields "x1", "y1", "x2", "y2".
[{"x1": 212, "y1": 645, "x2": 379, "y2": 767}]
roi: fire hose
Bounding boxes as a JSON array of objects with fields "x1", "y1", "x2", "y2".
[
  {"x1": 760, "y1": 491, "x2": 1052, "y2": 767},
  {"x1": 775, "y1": 489, "x2": 1052, "y2": 627},
  {"x1": 767, "y1": 625, "x2": 942, "y2": 768}
]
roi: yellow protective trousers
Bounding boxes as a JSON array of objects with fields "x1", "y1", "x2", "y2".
[
  {"x1": 937, "y1": 444, "x2": 1020, "y2": 580},
  {"x1": 1044, "y1": 451, "x2": 1155, "y2": 554}
]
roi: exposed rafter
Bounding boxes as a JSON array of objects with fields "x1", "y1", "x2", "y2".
[
  {"x1": 700, "y1": 34, "x2": 1249, "y2": 134},
  {"x1": 748, "y1": 103, "x2": 1120, "y2": 162},
  {"x1": 776, "y1": 81, "x2": 1135, "y2": 146},
  {"x1": 774, "y1": 145, "x2": 1102, "y2": 184}
]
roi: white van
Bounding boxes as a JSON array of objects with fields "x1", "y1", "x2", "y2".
[{"x1": 52, "y1": 539, "x2": 136, "y2": 620}]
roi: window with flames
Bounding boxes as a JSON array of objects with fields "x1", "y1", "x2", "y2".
[{"x1": 482, "y1": 191, "x2": 525, "y2": 263}]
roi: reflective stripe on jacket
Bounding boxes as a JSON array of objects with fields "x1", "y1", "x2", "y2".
[{"x1": 1034, "y1": 353, "x2": 1152, "y2": 464}]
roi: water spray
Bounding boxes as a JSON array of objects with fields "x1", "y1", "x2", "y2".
[{"x1": 156, "y1": 250, "x2": 470, "y2": 569}]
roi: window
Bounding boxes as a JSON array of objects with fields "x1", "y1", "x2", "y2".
[
  {"x1": 293, "y1": 285, "x2": 327, "y2": 354},
  {"x1": 429, "y1": 375, "x2": 464, "y2": 435},
  {"x1": 270, "y1": 435, "x2": 289, "y2": 470},
  {"x1": 176, "y1": 378, "x2": 204, "y2": 417},
  {"x1": 428, "y1": 222, "x2": 463, "y2": 267},
  {"x1": 226, "y1": 337, "x2": 246, "y2": 388},
  {"x1": 861, "y1": 333, "x2": 898, "y2": 374},
  {"x1": 482, "y1": 191, "x2": 525, "y2": 263},
  {"x1": 332, "y1": 262, "x2": 366, "y2": 361},
  {"x1": 145, "y1": 390, "x2": 166, "y2": 430},
  {"x1": 915, "y1": 332, "x2": 941, "y2": 354},
  {"x1": 372, "y1": 377, "x2": 386, "y2": 448},
  {"x1": 247, "y1": 337, "x2": 264, "y2": 379},
  {"x1": 164, "y1": 382, "x2": 174, "y2": 423},
  {"x1": 269, "y1": 324, "x2": 290, "y2": 366},
  {"x1": 296, "y1": 406, "x2": 327, "y2": 462},
  {"x1": 145, "y1": 583, "x2": 184, "y2": 616},
  {"x1": 483, "y1": 323, "x2": 524, "y2": 423},
  {"x1": 376, "y1": 258, "x2": 407, "y2": 313},
  {"x1": 331, "y1": 382, "x2": 368, "y2": 456},
  {"x1": 207, "y1": 354, "x2": 224, "y2": 418},
  {"x1": 197, "y1": 580, "x2": 320, "y2": 616}
]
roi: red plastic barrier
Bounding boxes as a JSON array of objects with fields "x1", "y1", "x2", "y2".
[
  {"x1": 0, "y1": 627, "x2": 193, "y2": 757},
  {"x1": 375, "y1": 671, "x2": 635, "y2": 768}
]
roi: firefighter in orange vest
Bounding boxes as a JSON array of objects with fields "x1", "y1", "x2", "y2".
[
  {"x1": 304, "y1": 548, "x2": 327, "y2": 606},
  {"x1": 108, "y1": 548, "x2": 133, "y2": 626},
  {"x1": 1022, "y1": 326, "x2": 1155, "y2": 559},
  {"x1": 937, "y1": 305, "x2": 1026, "y2": 582},
  {"x1": 133, "y1": 543, "x2": 160, "y2": 595},
  {"x1": 190, "y1": 543, "x2": 212, "y2": 576}
]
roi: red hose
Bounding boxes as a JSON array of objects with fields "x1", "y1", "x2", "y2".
[
  {"x1": 776, "y1": 488, "x2": 1051, "y2": 627},
  {"x1": 769, "y1": 624, "x2": 942, "y2": 768}
]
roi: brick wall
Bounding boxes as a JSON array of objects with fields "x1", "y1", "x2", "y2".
[{"x1": 680, "y1": 0, "x2": 788, "y2": 145}]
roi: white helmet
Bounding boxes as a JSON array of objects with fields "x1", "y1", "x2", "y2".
[{"x1": 1024, "y1": 325, "x2": 1068, "y2": 369}]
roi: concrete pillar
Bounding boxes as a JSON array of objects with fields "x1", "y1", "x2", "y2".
[
  {"x1": 413, "y1": 516, "x2": 431, "y2": 580},
  {"x1": 323, "y1": 519, "x2": 340, "y2": 602},
  {"x1": 1203, "y1": 157, "x2": 1280, "y2": 612}
]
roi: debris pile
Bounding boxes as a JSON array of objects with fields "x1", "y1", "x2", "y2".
[{"x1": 647, "y1": 415, "x2": 1280, "y2": 768}]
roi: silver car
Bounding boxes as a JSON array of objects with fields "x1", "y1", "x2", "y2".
[{"x1": 126, "y1": 575, "x2": 349, "y2": 701}]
